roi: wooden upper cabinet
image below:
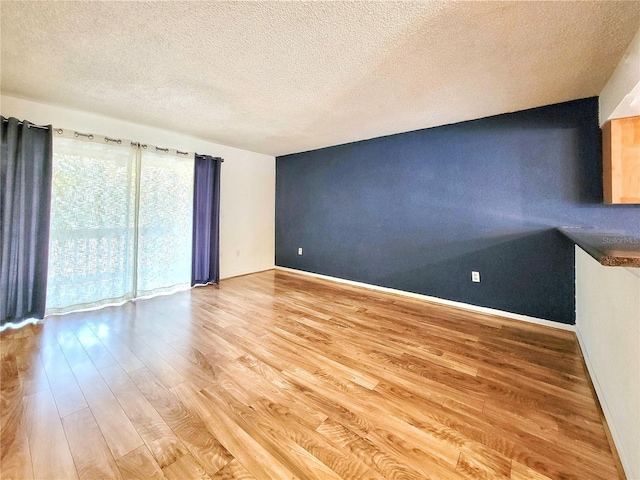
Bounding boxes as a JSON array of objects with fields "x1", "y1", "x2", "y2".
[{"x1": 602, "y1": 115, "x2": 640, "y2": 204}]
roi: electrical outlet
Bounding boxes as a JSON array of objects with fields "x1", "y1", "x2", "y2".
[
  {"x1": 298, "y1": 247, "x2": 303, "y2": 255},
  {"x1": 471, "y1": 271, "x2": 480, "y2": 282}
]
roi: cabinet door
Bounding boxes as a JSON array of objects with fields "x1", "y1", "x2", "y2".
[{"x1": 603, "y1": 116, "x2": 640, "y2": 204}]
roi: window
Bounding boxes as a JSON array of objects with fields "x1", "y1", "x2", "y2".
[{"x1": 46, "y1": 133, "x2": 194, "y2": 314}]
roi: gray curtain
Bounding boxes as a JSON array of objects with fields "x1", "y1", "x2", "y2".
[
  {"x1": 192, "y1": 154, "x2": 222, "y2": 286},
  {"x1": 1, "y1": 117, "x2": 53, "y2": 325}
]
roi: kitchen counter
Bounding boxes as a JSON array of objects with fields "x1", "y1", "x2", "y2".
[{"x1": 559, "y1": 228, "x2": 640, "y2": 268}]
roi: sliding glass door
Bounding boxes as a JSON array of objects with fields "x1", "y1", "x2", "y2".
[
  {"x1": 137, "y1": 149, "x2": 194, "y2": 297},
  {"x1": 46, "y1": 133, "x2": 194, "y2": 314}
]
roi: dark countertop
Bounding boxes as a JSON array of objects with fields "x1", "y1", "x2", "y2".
[{"x1": 559, "y1": 228, "x2": 640, "y2": 268}]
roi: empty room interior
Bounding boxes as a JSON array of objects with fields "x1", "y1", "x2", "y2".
[{"x1": 2, "y1": 2, "x2": 640, "y2": 480}]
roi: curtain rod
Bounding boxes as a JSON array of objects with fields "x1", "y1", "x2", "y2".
[
  {"x1": 4, "y1": 118, "x2": 222, "y2": 160},
  {"x1": 196, "y1": 154, "x2": 224, "y2": 162},
  {"x1": 1, "y1": 117, "x2": 50, "y2": 130},
  {"x1": 55, "y1": 128, "x2": 193, "y2": 157}
]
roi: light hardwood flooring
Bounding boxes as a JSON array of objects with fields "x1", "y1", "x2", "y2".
[{"x1": 0, "y1": 269, "x2": 623, "y2": 479}]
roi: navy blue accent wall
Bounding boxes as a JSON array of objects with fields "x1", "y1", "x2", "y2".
[{"x1": 275, "y1": 98, "x2": 640, "y2": 324}]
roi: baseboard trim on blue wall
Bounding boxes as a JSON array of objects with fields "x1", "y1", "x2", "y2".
[
  {"x1": 275, "y1": 266, "x2": 575, "y2": 332},
  {"x1": 575, "y1": 328, "x2": 631, "y2": 478}
]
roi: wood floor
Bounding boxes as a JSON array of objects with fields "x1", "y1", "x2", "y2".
[{"x1": 0, "y1": 269, "x2": 623, "y2": 480}]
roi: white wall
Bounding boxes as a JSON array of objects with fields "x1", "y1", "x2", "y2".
[
  {"x1": 1, "y1": 94, "x2": 275, "y2": 279},
  {"x1": 575, "y1": 246, "x2": 640, "y2": 479},
  {"x1": 599, "y1": 28, "x2": 640, "y2": 124}
]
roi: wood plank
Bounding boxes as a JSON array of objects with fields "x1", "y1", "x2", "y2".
[
  {"x1": 62, "y1": 407, "x2": 123, "y2": 480},
  {"x1": 248, "y1": 396, "x2": 386, "y2": 480},
  {"x1": 456, "y1": 449, "x2": 511, "y2": 479},
  {"x1": 196, "y1": 386, "x2": 344, "y2": 480},
  {"x1": 100, "y1": 363, "x2": 189, "y2": 468},
  {"x1": 210, "y1": 459, "x2": 256, "y2": 480},
  {"x1": 0, "y1": 427, "x2": 33, "y2": 480},
  {"x1": 73, "y1": 324, "x2": 117, "y2": 370},
  {"x1": 75, "y1": 372, "x2": 144, "y2": 459},
  {"x1": 87, "y1": 321, "x2": 145, "y2": 373},
  {"x1": 55, "y1": 328, "x2": 144, "y2": 459},
  {"x1": 113, "y1": 332, "x2": 185, "y2": 389},
  {"x1": 0, "y1": 347, "x2": 32, "y2": 480},
  {"x1": 292, "y1": 371, "x2": 472, "y2": 480},
  {"x1": 22, "y1": 389, "x2": 78, "y2": 480},
  {"x1": 510, "y1": 461, "x2": 554, "y2": 480},
  {"x1": 163, "y1": 453, "x2": 212, "y2": 480},
  {"x1": 116, "y1": 445, "x2": 166, "y2": 480},
  {"x1": 171, "y1": 382, "x2": 303, "y2": 480},
  {"x1": 40, "y1": 340, "x2": 87, "y2": 417},
  {"x1": 128, "y1": 367, "x2": 233, "y2": 476},
  {"x1": 315, "y1": 419, "x2": 427, "y2": 480}
]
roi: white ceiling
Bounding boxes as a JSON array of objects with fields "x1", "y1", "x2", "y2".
[{"x1": 2, "y1": 1, "x2": 639, "y2": 157}]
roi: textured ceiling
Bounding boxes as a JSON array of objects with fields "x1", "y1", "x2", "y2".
[{"x1": 2, "y1": 1, "x2": 639, "y2": 156}]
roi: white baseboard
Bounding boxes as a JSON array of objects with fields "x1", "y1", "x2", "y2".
[
  {"x1": 275, "y1": 266, "x2": 575, "y2": 332},
  {"x1": 575, "y1": 327, "x2": 632, "y2": 479},
  {"x1": 221, "y1": 267, "x2": 275, "y2": 281}
]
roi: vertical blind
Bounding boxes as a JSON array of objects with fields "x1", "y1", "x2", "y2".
[{"x1": 46, "y1": 133, "x2": 194, "y2": 314}]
